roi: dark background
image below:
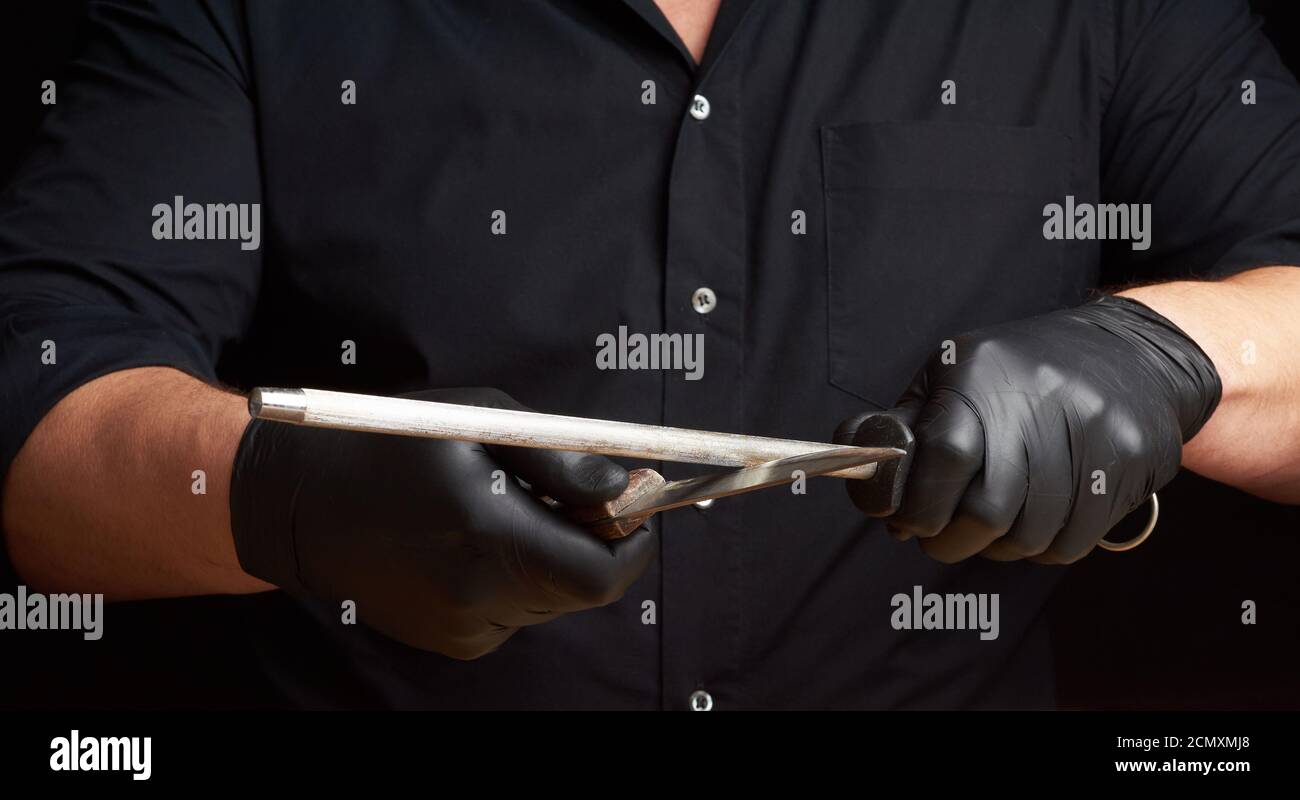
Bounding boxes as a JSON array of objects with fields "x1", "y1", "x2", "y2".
[{"x1": 0, "y1": 1, "x2": 1296, "y2": 710}]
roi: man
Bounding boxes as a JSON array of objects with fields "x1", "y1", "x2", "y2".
[{"x1": 1, "y1": 0, "x2": 1297, "y2": 709}]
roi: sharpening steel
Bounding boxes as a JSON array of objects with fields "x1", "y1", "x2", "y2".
[{"x1": 248, "y1": 387, "x2": 901, "y2": 480}]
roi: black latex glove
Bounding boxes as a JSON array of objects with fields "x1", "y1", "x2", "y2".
[
  {"x1": 836, "y1": 296, "x2": 1221, "y2": 564},
  {"x1": 230, "y1": 387, "x2": 658, "y2": 659}
]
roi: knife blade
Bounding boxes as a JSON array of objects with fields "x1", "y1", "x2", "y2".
[
  {"x1": 565, "y1": 447, "x2": 903, "y2": 539},
  {"x1": 610, "y1": 447, "x2": 902, "y2": 520}
]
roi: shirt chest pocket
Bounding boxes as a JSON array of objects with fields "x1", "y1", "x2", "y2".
[{"x1": 821, "y1": 120, "x2": 1073, "y2": 408}]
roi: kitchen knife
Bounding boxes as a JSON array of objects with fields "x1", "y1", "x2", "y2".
[{"x1": 565, "y1": 447, "x2": 902, "y2": 539}]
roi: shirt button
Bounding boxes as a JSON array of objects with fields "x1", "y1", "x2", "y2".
[
  {"x1": 689, "y1": 689, "x2": 714, "y2": 711},
  {"x1": 689, "y1": 94, "x2": 711, "y2": 120},
  {"x1": 691, "y1": 287, "x2": 717, "y2": 314}
]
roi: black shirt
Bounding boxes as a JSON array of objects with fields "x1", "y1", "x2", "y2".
[{"x1": 2, "y1": 0, "x2": 1299, "y2": 709}]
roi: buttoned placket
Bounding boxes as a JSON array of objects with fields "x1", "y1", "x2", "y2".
[
  {"x1": 617, "y1": 0, "x2": 758, "y2": 711},
  {"x1": 657, "y1": 43, "x2": 751, "y2": 714}
]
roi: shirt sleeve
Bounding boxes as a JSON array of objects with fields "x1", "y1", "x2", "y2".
[
  {"x1": 0, "y1": 0, "x2": 262, "y2": 488},
  {"x1": 1101, "y1": 0, "x2": 1300, "y2": 284}
]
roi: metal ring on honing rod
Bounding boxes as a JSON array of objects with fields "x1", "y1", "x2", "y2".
[{"x1": 1098, "y1": 493, "x2": 1159, "y2": 552}]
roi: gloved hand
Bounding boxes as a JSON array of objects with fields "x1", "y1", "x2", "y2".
[
  {"x1": 836, "y1": 296, "x2": 1221, "y2": 564},
  {"x1": 229, "y1": 387, "x2": 657, "y2": 659}
]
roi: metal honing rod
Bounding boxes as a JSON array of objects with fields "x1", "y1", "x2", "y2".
[{"x1": 249, "y1": 387, "x2": 883, "y2": 481}]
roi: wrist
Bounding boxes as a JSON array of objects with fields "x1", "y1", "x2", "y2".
[
  {"x1": 227, "y1": 417, "x2": 311, "y2": 594},
  {"x1": 1077, "y1": 295, "x2": 1223, "y2": 440}
]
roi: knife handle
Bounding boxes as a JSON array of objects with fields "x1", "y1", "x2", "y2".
[{"x1": 563, "y1": 468, "x2": 666, "y2": 540}]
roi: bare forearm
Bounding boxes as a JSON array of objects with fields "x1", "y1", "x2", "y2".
[
  {"x1": 1, "y1": 367, "x2": 271, "y2": 599},
  {"x1": 1120, "y1": 266, "x2": 1300, "y2": 502}
]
